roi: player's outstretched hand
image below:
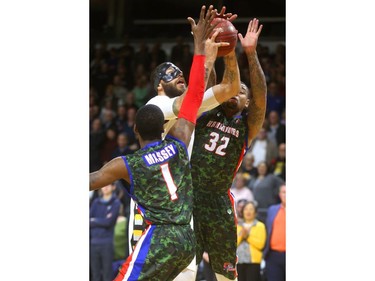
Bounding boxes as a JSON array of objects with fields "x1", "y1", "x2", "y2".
[
  {"x1": 215, "y1": 6, "x2": 237, "y2": 22},
  {"x1": 238, "y1": 18, "x2": 263, "y2": 54},
  {"x1": 187, "y1": 5, "x2": 217, "y2": 54}
]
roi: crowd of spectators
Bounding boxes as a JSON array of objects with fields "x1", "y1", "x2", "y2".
[{"x1": 89, "y1": 35, "x2": 286, "y2": 281}]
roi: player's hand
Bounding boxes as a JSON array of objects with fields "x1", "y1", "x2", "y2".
[
  {"x1": 238, "y1": 18, "x2": 263, "y2": 54},
  {"x1": 187, "y1": 5, "x2": 217, "y2": 54},
  {"x1": 205, "y1": 27, "x2": 229, "y2": 63},
  {"x1": 215, "y1": 6, "x2": 237, "y2": 22}
]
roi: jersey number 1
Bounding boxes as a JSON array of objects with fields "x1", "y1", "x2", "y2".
[{"x1": 160, "y1": 163, "x2": 178, "y2": 201}]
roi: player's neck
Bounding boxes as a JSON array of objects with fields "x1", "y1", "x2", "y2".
[{"x1": 139, "y1": 138, "x2": 161, "y2": 149}]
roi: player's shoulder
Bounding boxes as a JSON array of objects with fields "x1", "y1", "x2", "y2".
[{"x1": 147, "y1": 95, "x2": 173, "y2": 105}]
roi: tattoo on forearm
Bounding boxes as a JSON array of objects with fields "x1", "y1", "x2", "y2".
[
  {"x1": 248, "y1": 53, "x2": 267, "y2": 99},
  {"x1": 223, "y1": 55, "x2": 238, "y2": 83}
]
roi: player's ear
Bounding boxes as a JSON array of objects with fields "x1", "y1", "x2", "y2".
[
  {"x1": 157, "y1": 82, "x2": 163, "y2": 92},
  {"x1": 245, "y1": 98, "x2": 250, "y2": 108},
  {"x1": 133, "y1": 124, "x2": 139, "y2": 140}
]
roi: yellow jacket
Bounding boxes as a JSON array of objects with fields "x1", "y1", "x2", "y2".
[{"x1": 237, "y1": 220, "x2": 266, "y2": 264}]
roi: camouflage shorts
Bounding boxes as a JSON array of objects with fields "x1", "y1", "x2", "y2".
[{"x1": 193, "y1": 190, "x2": 238, "y2": 280}]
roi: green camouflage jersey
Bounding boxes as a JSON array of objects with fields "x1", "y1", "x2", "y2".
[
  {"x1": 191, "y1": 107, "x2": 249, "y2": 193},
  {"x1": 122, "y1": 136, "x2": 193, "y2": 225}
]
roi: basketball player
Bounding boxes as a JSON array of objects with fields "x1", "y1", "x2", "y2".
[
  {"x1": 190, "y1": 18, "x2": 267, "y2": 280},
  {"x1": 89, "y1": 6, "x2": 229, "y2": 280}
]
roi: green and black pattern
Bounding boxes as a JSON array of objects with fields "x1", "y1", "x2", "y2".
[
  {"x1": 191, "y1": 107, "x2": 249, "y2": 279},
  {"x1": 125, "y1": 137, "x2": 193, "y2": 225}
]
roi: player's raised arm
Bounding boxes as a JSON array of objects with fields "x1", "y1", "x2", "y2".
[
  {"x1": 239, "y1": 18, "x2": 267, "y2": 144},
  {"x1": 170, "y1": 29, "x2": 230, "y2": 147}
]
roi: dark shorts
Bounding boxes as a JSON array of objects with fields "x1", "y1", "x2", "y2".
[
  {"x1": 193, "y1": 190, "x2": 238, "y2": 280},
  {"x1": 114, "y1": 224, "x2": 195, "y2": 281}
]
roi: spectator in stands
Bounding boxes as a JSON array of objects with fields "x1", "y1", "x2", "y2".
[
  {"x1": 122, "y1": 106, "x2": 138, "y2": 147},
  {"x1": 112, "y1": 74, "x2": 129, "y2": 106},
  {"x1": 239, "y1": 152, "x2": 258, "y2": 180},
  {"x1": 132, "y1": 74, "x2": 153, "y2": 109},
  {"x1": 90, "y1": 183, "x2": 121, "y2": 281},
  {"x1": 266, "y1": 81, "x2": 285, "y2": 117},
  {"x1": 111, "y1": 132, "x2": 134, "y2": 159},
  {"x1": 92, "y1": 61, "x2": 112, "y2": 101},
  {"x1": 249, "y1": 127, "x2": 278, "y2": 167},
  {"x1": 237, "y1": 201, "x2": 266, "y2": 281},
  {"x1": 266, "y1": 110, "x2": 286, "y2": 147},
  {"x1": 248, "y1": 161, "x2": 284, "y2": 222},
  {"x1": 123, "y1": 91, "x2": 138, "y2": 110},
  {"x1": 90, "y1": 118, "x2": 105, "y2": 172},
  {"x1": 264, "y1": 184, "x2": 286, "y2": 281},
  {"x1": 114, "y1": 105, "x2": 127, "y2": 133},
  {"x1": 231, "y1": 173, "x2": 254, "y2": 204},
  {"x1": 100, "y1": 128, "x2": 118, "y2": 164},
  {"x1": 270, "y1": 142, "x2": 286, "y2": 181},
  {"x1": 235, "y1": 199, "x2": 248, "y2": 225}
]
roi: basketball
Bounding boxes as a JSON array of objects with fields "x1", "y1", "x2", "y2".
[{"x1": 210, "y1": 18, "x2": 238, "y2": 57}]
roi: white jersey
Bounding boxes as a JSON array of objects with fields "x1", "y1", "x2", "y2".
[{"x1": 146, "y1": 87, "x2": 219, "y2": 156}]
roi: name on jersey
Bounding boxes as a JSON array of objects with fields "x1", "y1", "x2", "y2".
[
  {"x1": 143, "y1": 143, "x2": 177, "y2": 166},
  {"x1": 206, "y1": 121, "x2": 239, "y2": 137}
]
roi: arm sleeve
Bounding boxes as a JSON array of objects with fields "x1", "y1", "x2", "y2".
[
  {"x1": 178, "y1": 55, "x2": 205, "y2": 124},
  {"x1": 146, "y1": 95, "x2": 178, "y2": 120}
]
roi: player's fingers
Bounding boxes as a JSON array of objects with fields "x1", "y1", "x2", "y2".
[
  {"x1": 187, "y1": 17, "x2": 196, "y2": 28},
  {"x1": 238, "y1": 33, "x2": 244, "y2": 42},
  {"x1": 228, "y1": 14, "x2": 237, "y2": 22},
  {"x1": 210, "y1": 27, "x2": 223, "y2": 40},
  {"x1": 218, "y1": 42, "x2": 230, "y2": 47},
  {"x1": 257, "y1": 24, "x2": 263, "y2": 35},
  {"x1": 218, "y1": 6, "x2": 226, "y2": 16},
  {"x1": 205, "y1": 5, "x2": 214, "y2": 21},
  {"x1": 247, "y1": 20, "x2": 253, "y2": 33},
  {"x1": 199, "y1": 5, "x2": 206, "y2": 21}
]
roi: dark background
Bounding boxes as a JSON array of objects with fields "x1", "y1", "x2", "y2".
[{"x1": 90, "y1": 0, "x2": 285, "y2": 43}]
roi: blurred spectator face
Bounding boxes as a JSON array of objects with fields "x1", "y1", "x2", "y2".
[
  {"x1": 268, "y1": 82, "x2": 279, "y2": 96},
  {"x1": 243, "y1": 202, "x2": 256, "y2": 221},
  {"x1": 127, "y1": 108, "x2": 137, "y2": 121},
  {"x1": 243, "y1": 153, "x2": 254, "y2": 167},
  {"x1": 92, "y1": 118, "x2": 102, "y2": 132},
  {"x1": 101, "y1": 184, "x2": 114, "y2": 197},
  {"x1": 235, "y1": 173, "x2": 246, "y2": 189},
  {"x1": 103, "y1": 111, "x2": 114, "y2": 122},
  {"x1": 106, "y1": 129, "x2": 116, "y2": 140},
  {"x1": 257, "y1": 162, "x2": 268, "y2": 176},
  {"x1": 117, "y1": 106, "x2": 126, "y2": 118},
  {"x1": 117, "y1": 134, "x2": 128, "y2": 148},
  {"x1": 257, "y1": 128, "x2": 267, "y2": 140},
  {"x1": 268, "y1": 111, "x2": 279, "y2": 125},
  {"x1": 236, "y1": 199, "x2": 247, "y2": 219}
]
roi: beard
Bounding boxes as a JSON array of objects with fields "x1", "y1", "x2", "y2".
[
  {"x1": 162, "y1": 83, "x2": 185, "y2": 98},
  {"x1": 221, "y1": 98, "x2": 239, "y2": 111}
]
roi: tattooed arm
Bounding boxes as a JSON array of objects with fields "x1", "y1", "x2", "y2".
[{"x1": 238, "y1": 18, "x2": 267, "y2": 145}]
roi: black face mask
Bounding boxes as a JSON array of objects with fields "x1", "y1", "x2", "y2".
[{"x1": 153, "y1": 62, "x2": 182, "y2": 91}]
